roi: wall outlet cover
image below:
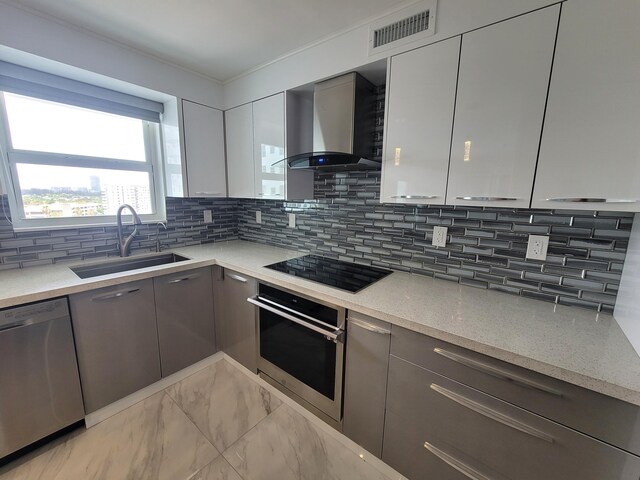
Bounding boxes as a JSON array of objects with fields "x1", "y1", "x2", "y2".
[
  {"x1": 526, "y1": 234, "x2": 549, "y2": 260},
  {"x1": 288, "y1": 213, "x2": 296, "y2": 228},
  {"x1": 203, "y1": 210, "x2": 212, "y2": 223},
  {"x1": 256, "y1": 211, "x2": 262, "y2": 224},
  {"x1": 432, "y1": 226, "x2": 448, "y2": 247}
]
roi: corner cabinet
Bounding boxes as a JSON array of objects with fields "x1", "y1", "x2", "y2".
[
  {"x1": 225, "y1": 93, "x2": 285, "y2": 199},
  {"x1": 212, "y1": 266, "x2": 258, "y2": 373},
  {"x1": 154, "y1": 267, "x2": 216, "y2": 377},
  {"x1": 342, "y1": 312, "x2": 391, "y2": 458},
  {"x1": 446, "y1": 5, "x2": 559, "y2": 208},
  {"x1": 381, "y1": 36, "x2": 460, "y2": 205},
  {"x1": 532, "y1": 0, "x2": 640, "y2": 211},
  {"x1": 181, "y1": 100, "x2": 227, "y2": 198}
]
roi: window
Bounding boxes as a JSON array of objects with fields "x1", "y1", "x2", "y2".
[{"x1": 0, "y1": 61, "x2": 166, "y2": 230}]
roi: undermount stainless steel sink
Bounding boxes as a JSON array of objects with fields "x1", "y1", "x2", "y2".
[{"x1": 70, "y1": 253, "x2": 190, "y2": 279}]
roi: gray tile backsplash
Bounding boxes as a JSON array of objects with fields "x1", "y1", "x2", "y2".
[
  {"x1": 237, "y1": 170, "x2": 632, "y2": 313},
  {"x1": 0, "y1": 196, "x2": 238, "y2": 270},
  {"x1": 0, "y1": 170, "x2": 633, "y2": 314}
]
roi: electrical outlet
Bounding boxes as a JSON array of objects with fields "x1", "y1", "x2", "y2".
[
  {"x1": 526, "y1": 234, "x2": 549, "y2": 260},
  {"x1": 256, "y1": 211, "x2": 262, "y2": 224},
  {"x1": 203, "y1": 210, "x2": 212, "y2": 223},
  {"x1": 432, "y1": 226, "x2": 448, "y2": 247},
  {"x1": 288, "y1": 213, "x2": 296, "y2": 228}
]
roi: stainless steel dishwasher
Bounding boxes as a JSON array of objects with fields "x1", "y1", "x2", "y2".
[{"x1": 0, "y1": 298, "x2": 84, "y2": 459}]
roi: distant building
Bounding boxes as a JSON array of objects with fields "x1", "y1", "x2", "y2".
[
  {"x1": 101, "y1": 184, "x2": 152, "y2": 215},
  {"x1": 89, "y1": 176, "x2": 101, "y2": 192}
]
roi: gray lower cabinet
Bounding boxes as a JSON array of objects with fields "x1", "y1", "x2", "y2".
[
  {"x1": 154, "y1": 267, "x2": 216, "y2": 377},
  {"x1": 342, "y1": 312, "x2": 391, "y2": 457},
  {"x1": 212, "y1": 266, "x2": 257, "y2": 372},
  {"x1": 69, "y1": 279, "x2": 161, "y2": 413},
  {"x1": 383, "y1": 355, "x2": 640, "y2": 480}
]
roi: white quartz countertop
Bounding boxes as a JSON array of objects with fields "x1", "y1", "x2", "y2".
[{"x1": 1, "y1": 240, "x2": 639, "y2": 406}]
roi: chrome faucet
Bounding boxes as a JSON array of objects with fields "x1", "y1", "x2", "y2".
[
  {"x1": 154, "y1": 221, "x2": 167, "y2": 252},
  {"x1": 116, "y1": 204, "x2": 142, "y2": 257}
]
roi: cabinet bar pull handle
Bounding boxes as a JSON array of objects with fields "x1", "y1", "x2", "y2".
[
  {"x1": 0, "y1": 317, "x2": 52, "y2": 332},
  {"x1": 91, "y1": 288, "x2": 141, "y2": 302},
  {"x1": 195, "y1": 191, "x2": 223, "y2": 195},
  {"x1": 456, "y1": 196, "x2": 518, "y2": 201},
  {"x1": 227, "y1": 273, "x2": 247, "y2": 283},
  {"x1": 247, "y1": 296, "x2": 344, "y2": 343},
  {"x1": 391, "y1": 195, "x2": 439, "y2": 199},
  {"x1": 348, "y1": 317, "x2": 390, "y2": 335},
  {"x1": 430, "y1": 383, "x2": 554, "y2": 443},
  {"x1": 167, "y1": 275, "x2": 198, "y2": 284},
  {"x1": 545, "y1": 197, "x2": 637, "y2": 204},
  {"x1": 423, "y1": 441, "x2": 493, "y2": 480},
  {"x1": 433, "y1": 347, "x2": 563, "y2": 397}
]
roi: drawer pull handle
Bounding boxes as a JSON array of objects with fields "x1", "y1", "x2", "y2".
[
  {"x1": 456, "y1": 196, "x2": 518, "y2": 202},
  {"x1": 423, "y1": 442, "x2": 492, "y2": 480},
  {"x1": 348, "y1": 317, "x2": 391, "y2": 335},
  {"x1": 91, "y1": 288, "x2": 141, "y2": 301},
  {"x1": 167, "y1": 275, "x2": 198, "y2": 284},
  {"x1": 546, "y1": 197, "x2": 637, "y2": 204},
  {"x1": 433, "y1": 348, "x2": 563, "y2": 398},
  {"x1": 390, "y1": 195, "x2": 439, "y2": 199},
  {"x1": 430, "y1": 383, "x2": 554, "y2": 443},
  {"x1": 227, "y1": 273, "x2": 248, "y2": 283}
]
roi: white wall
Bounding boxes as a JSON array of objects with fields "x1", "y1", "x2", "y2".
[
  {"x1": 223, "y1": 0, "x2": 561, "y2": 109},
  {"x1": 0, "y1": 2, "x2": 223, "y2": 108},
  {"x1": 614, "y1": 214, "x2": 640, "y2": 356}
]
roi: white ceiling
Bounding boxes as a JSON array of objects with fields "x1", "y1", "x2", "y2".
[{"x1": 5, "y1": 0, "x2": 413, "y2": 83}]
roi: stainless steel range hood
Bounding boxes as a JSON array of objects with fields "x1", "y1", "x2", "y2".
[{"x1": 287, "y1": 72, "x2": 377, "y2": 170}]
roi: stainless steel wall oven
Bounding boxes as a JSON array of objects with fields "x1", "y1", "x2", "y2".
[{"x1": 248, "y1": 283, "x2": 345, "y2": 424}]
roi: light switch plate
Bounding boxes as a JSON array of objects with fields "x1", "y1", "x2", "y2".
[
  {"x1": 526, "y1": 234, "x2": 549, "y2": 260},
  {"x1": 288, "y1": 213, "x2": 296, "y2": 228},
  {"x1": 256, "y1": 211, "x2": 262, "y2": 224},
  {"x1": 203, "y1": 210, "x2": 212, "y2": 223},
  {"x1": 432, "y1": 226, "x2": 448, "y2": 247}
]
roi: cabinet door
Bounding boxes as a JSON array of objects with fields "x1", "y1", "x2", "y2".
[
  {"x1": 225, "y1": 103, "x2": 255, "y2": 198},
  {"x1": 532, "y1": 0, "x2": 640, "y2": 211},
  {"x1": 154, "y1": 267, "x2": 216, "y2": 377},
  {"x1": 446, "y1": 6, "x2": 559, "y2": 208},
  {"x1": 253, "y1": 93, "x2": 285, "y2": 200},
  {"x1": 69, "y1": 279, "x2": 161, "y2": 413},
  {"x1": 381, "y1": 37, "x2": 460, "y2": 205},
  {"x1": 342, "y1": 312, "x2": 391, "y2": 458},
  {"x1": 182, "y1": 100, "x2": 227, "y2": 198},
  {"x1": 213, "y1": 267, "x2": 258, "y2": 372}
]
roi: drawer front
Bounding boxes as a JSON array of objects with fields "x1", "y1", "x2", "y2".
[
  {"x1": 391, "y1": 325, "x2": 640, "y2": 456},
  {"x1": 383, "y1": 356, "x2": 640, "y2": 480}
]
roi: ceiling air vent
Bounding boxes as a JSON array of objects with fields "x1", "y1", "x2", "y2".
[{"x1": 369, "y1": 0, "x2": 437, "y2": 56}]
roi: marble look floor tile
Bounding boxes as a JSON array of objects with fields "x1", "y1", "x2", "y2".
[
  {"x1": 223, "y1": 404, "x2": 392, "y2": 480},
  {"x1": 166, "y1": 359, "x2": 282, "y2": 452},
  {"x1": 0, "y1": 392, "x2": 218, "y2": 480},
  {"x1": 188, "y1": 456, "x2": 243, "y2": 480}
]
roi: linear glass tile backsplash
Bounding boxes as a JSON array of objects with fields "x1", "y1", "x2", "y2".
[
  {"x1": 237, "y1": 171, "x2": 632, "y2": 313},
  {"x1": 0, "y1": 170, "x2": 633, "y2": 313},
  {"x1": 0, "y1": 196, "x2": 238, "y2": 270}
]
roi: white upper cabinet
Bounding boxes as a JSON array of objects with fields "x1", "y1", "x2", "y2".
[
  {"x1": 225, "y1": 103, "x2": 254, "y2": 198},
  {"x1": 381, "y1": 36, "x2": 461, "y2": 205},
  {"x1": 532, "y1": 0, "x2": 640, "y2": 211},
  {"x1": 253, "y1": 93, "x2": 285, "y2": 199},
  {"x1": 446, "y1": 5, "x2": 559, "y2": 208},
  {"x1": 181, "y1": 100, "x2": 227, "y2": 198}
]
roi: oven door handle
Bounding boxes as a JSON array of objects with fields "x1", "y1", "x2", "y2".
[{"x1": 247, "y1": 296, "x2": 344, "y2": 343}]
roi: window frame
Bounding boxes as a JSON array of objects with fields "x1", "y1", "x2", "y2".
[{"x1": 0, "y1": 92, "x2": 166, "y2": 231}]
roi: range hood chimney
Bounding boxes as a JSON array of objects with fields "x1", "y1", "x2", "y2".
[{"x1": 287, "y1": 72, "x2": 378, "y2": 170}]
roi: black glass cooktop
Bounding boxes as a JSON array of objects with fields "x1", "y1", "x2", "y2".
[{"x1": 265, "y1": 255, "x2": 392, "y2": 293}]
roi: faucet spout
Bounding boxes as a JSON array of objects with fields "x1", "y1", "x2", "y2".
[{"x1": 116, "y1": 204, "x2": 142, "y2": 257}]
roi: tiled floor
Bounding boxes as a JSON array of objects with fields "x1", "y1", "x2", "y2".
[{"x1": 0, "y1": 359, "x2": 399, "y2": 480}]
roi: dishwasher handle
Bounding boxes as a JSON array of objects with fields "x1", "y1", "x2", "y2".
[{"x1": 0, "y1": 316, "x2": 52, "y2": 333}]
